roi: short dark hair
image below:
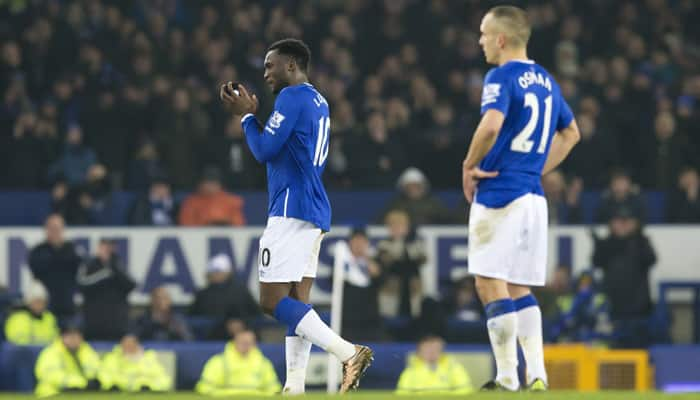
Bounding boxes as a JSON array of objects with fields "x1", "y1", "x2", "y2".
[{"x1": 268, "y1": 38, "x2": 311, "y2": 72}]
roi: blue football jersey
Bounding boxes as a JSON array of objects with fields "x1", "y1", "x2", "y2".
[
  {"x1": 241, "y1": 82, "x2": 331, "y2": 231},
  {"x1": 476, "y1": 60, "x2": 574, "y2": 208}
]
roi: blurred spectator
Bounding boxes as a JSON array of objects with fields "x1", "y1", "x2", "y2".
[
  {"x1": 77, "y1": 239, "x2": 136, "y2": 340},
  {"x1": 4, "y1": 281, "x2": 58, "y2": 345},
  {"x1": 542, "y1": 171, "x2": 583, "y2": 224},
  {"x1": 178, "y1": 167, "x2": 246, "y2": 226},
  {"x1": 48, "y1": 124, "x2": 97, "y2": 186},
  {"x1": 50, "y1": 164, "x2": 112, "y2": 225},
  {"x1": 644, "y1": 111, "x2": 688, "y2": 189},
  {"x1": 593, "y1": 206, "x2": 657, "y2": 347},
  {"x1": 381, "y1": 167, "x2": 456, "y2": 225},
  {"x1": 549, "y1": 271, "x2": 610, "y2": 343},
  {"x1": 348, "y1": 112, "x2": 405, "y2": 188},
  {"x1": 667, "y1": 167, "x2": 700, "y2": 223},
  {"x1": 189, "y1": 254, "x2": 261, "y2": 340},
  {"x1": 203, "y1": 116, "x2": 264, "y2": 190},
  {"x1": 563, "y1": 110, "x2": 618, "y2": 189},
  {"x1": 128, "y1": 177, "x2": 178, "y2": 226},
  {"x1": 135, "y1": 286, "x2": 193, "y2": 341},
  {"x1": 126, "y1": 139, "x2": 166, "y2": 191},
  {"x1": 28, "y1": 214, "x2": 82, "y2": 323},
  {"x1": 7, "y1": 110, "x2": 55, "y2": 188},
  {"x1": 446, "y1": 277, "x2": 482, "y2": 322},
  {"x1": 376, "y1": 210, "x2": 426, "y2": 318},
  {"x1": 34, "y1": 325, "x2": 101, "y2": 397},
  {"x1": 595, "y1": 169, "x2": 646, "y2": 223},
  {"x1": 155, "y1": 87, "x2": 209, "y2": 189},
  {"x1": 196, "y1": 330, "x2": 281, "y2": 396},
  {"x1": 536, "y1": 265, "x2": 573, "y2": 320},
  {"x1": 98, "y1": 335, "x2": 172, "y2": 393},
  {"x1": 341, "y1": 228, "x2": 387, "y2": 342},
  {"x1": 395, "y1": 335, "x2": 473, "y2": 395}
]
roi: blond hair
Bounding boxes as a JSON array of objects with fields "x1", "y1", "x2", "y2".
[{"x1": 488, "y1": 5, "x2": 531, "y2": 48}]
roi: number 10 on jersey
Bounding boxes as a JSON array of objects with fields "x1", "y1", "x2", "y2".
[{"x1": 314, "y1": 116, "x2": 330, "y2": 166}]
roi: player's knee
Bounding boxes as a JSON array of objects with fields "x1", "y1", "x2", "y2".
[{"x1": 259, "y1": 293, "x2": 280, "y2": 316}]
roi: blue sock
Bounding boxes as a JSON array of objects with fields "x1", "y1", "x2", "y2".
[
  {"x1": 485, "y1": 298, "x2": 516, "y2": 319},
  {"x1": 514, "y1": 294, "x2": 538, "y2": 311},
  {"x1": 274, "y1": 297, "x2": 312, "y2": 334},
  {"x1": 286, "y1": 304, "x2": 313, "y2": 337}
]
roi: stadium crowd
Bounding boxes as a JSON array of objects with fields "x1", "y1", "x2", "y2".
[{"x1": 1, "y1": 0, "x2": 699, "y2": 225}]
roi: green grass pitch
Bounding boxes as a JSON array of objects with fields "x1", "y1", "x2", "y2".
[{"x1": 0, "y1": 392, "x2": 698, "y2": 399}]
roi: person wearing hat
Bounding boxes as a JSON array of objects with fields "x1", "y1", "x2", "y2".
[
  {"x1": 592, "y1": 205, "x2": 657, "y2": 347},
  {"x1": 34, "y1": 324, "x2": 101, "y2": 397},
  {"x1": 4, "y1": 281, "x2": 59, "y2": 345},
  {"x1": 98, "y1": 334, "x2": 172, "y2": 392},
  {"x1": 380, "y1": 167, "x2": 456, "y2": 226},
  {"x1": 178, "y1": 167, "x2": 246, "y2": 226},
  {"x1": 189, "y1": 254, "x2": 261, "y2": 339}
]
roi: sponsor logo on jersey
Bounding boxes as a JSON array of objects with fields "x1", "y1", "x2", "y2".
[
  {"x1": 269, "y1": 110, "x2": 286, "y2": 129},
  {"x1": 481, "y1": 83, "x2": 501, "y2": 106}
]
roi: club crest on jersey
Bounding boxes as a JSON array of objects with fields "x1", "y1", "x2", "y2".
[
  {"x1": 269, "y1": 110, "x2": 286, "y2": 129},
  {"x1": 482, "y1": 83, "x2": 501, "y2": 106}
]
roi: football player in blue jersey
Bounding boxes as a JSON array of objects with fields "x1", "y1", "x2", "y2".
[
  {"x1": 219, "y1": 38, "x2": 373, "y2": 394},
  {"x1": 462, "y1": 6, "x2": 581, "y2": 391}
]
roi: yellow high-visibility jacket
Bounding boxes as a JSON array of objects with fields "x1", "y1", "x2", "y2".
[
  {"x1": 98, "y1": 345, "x2": 172, "y2": 392},
  {"x1": 396, "y1": 354, "x2": 474, "y2": 395},
  {"x1": 4, "y1": 309, "x2": 59, "y2": 345},
  {"x1": 196, "y1": 342, "x2": 281, "y2": 396},
  {"x1": 34, "y1": 339, "x2": 101, "y2": 398}
]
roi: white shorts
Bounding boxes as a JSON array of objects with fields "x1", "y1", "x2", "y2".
[
  {"x1": 468, "y1": 193, "x2": 548, "y2": 286},
  {"x1": 258, "y1": 217, "x2": 324, "y2": 283}
]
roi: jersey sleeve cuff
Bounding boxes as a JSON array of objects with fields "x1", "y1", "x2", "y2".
[{"x1": 241, "y1": 113, "x2": 255, "y2": 124}]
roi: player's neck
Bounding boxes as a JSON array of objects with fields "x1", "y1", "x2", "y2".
[
  {"x1": 289, "y1": 74, "x2": 309, "y2": 87},
  {"x1": 498, "y1": 49, "x2": 530, "y2": 66}
]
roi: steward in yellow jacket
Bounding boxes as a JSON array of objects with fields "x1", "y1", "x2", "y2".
[
  {"x1": 196, "y1": 330, "x2": 281, "y2": 396},
  {"x1": 5, "y1": 280, "x2": 58, "y2": 345},
  {"x1": 396, "y1": 336, "x2": 473, "y2": 395},
  {"x1": 98, "y1": 335, "x2": 172, "y2": 392},
  {"x1": 34, "y1": 327, "x2": 101, "y2": 397}
]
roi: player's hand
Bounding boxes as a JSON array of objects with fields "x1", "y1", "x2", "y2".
[
  {"x1": 219, "y1": 81, "x2": 258, "y2": 116},
  {"x1": 462, "y1": 166, "x2": 498, "y2": 203}
]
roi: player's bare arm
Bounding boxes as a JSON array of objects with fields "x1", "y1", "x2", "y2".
[
  {"x1": 542, "y1": 119, "x2": 581, "y2": 175},
  {"x1": 462, "y1": 109, "x2": 503, "y2": 203}
]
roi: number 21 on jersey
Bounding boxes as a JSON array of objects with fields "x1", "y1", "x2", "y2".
[
  {"x1": 313, "y1": 116, "x2": 330, "y2": 166},
  {"x1": 511, "y1": 92, "x2": 552, "y2": 154}
]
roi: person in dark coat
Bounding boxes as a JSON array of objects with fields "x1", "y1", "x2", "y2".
[
  {"x1": 127, "y1": 177, "x2": 178, "y2": 226},
  {"x1": 341, "y1": 229, "x2": 387, "y2": 342},
  {"x1": 77, "y1": 239, "x2": 136, "y2": 340},
  {"x1": 666, "y1": 167, "x2": 700, "y2": 223},
  {"x1": 592, "y1": 206, "x2": 657, "y2": 347},
  {"x1": 28, "y1": 214, "x2": 83, "y2": 323},
  {"x1": 135, "y1": 286, "x2": 193, "y2": 341},
  {"x1": 189, "y1": 254, "x2": 260, "y2": 339}
]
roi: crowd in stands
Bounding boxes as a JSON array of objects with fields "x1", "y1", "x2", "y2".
[{"x1": 1, "y1": 0, "x2": 699, "y2": 224}]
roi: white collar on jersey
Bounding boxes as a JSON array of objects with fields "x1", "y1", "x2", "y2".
[{"x1": 507, "y1": 59, "x2": 535, "y2": 64}]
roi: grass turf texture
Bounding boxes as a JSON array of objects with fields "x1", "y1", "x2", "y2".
[{"x1": 0, "y1": 392, "x2": 697, "y2": 399}]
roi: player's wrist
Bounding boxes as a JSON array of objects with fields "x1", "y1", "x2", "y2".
[{"x1": 240, "y1": 113, "x2": 255, "y2": 123}]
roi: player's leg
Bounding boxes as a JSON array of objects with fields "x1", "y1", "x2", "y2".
[
  {"x1": 259, "y1": 218, "x2": 370, "y2": 392},
  {"x1": 475, "y1": 276, "x2": 520, "y2": 391},
  {"x1": 282, "y1": 278, "x2": 315, "y2": 394},
  {"x1": 509, "y1": 283, "x2": 547, "y2": 389},
  {"x1": 509, "y1": 193, "x2": 549, "y2": 390},
  {"x1": 468, "y1": 200, "x2": 522, "y2": 391}
]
